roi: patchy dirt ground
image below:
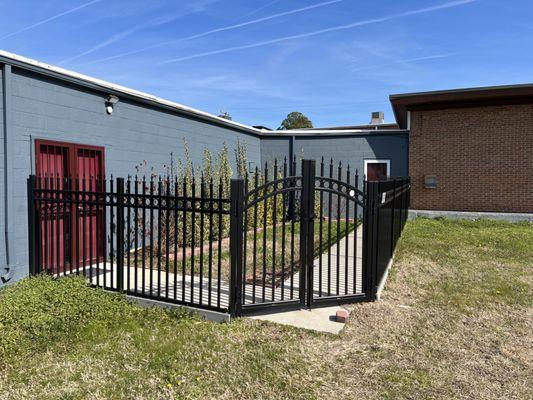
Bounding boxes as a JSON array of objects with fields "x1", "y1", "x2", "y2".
[
  {"x1": 300, "y1": 218, "x2": 533, "y2": 399},
  {"x1": 0, "y1": 218, "x2": 531, "y2": 399}
]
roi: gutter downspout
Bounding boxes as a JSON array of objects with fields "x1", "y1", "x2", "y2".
[
  {"x1": 287, "y1": 135, "x2": 296, "y2": 220},
  {"x1": 406, "y1": 110, "x2": 411, "y2": 178},
  {"x1": 2, "y1": 64, "x2": 14, "y2": 283},
  {"x1": 289, "y1": 135, "x2": 295, "y2": 163}
]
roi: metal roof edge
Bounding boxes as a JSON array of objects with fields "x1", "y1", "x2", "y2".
[
  {"x1": 389, "y1": 82, "x2": 533, "y2": 129},
  {"x1": 389, "y1": 82, "x2": 533, "y2": 100},
  {"x1": 299, "y1": 123, "x2": 399, "y2": 130},
  {"x1": 262, "y1": 129, "x2": 409, "y2": 137},
  {"x1": 0, "y1": 50, "x2": 411, "y2": 137}
]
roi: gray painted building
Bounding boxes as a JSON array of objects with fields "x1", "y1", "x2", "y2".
[
  {"x1": 0, "y1": 51, "x2": 409, "y2": 286},
  {"x1": 0, "y1": 52, "x2": 263, "y2": 285},
  {"x1": 261, "y1": 131, "x2": 408, "y2": 182}
]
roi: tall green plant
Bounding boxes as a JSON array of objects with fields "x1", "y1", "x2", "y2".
[
  {"x1": 129, "y1": 140, "x2": 292, "y2": 265},
  {"x1": 235, "y1": 139, "x2": 248, "y2": 179},
  {"x1": 215, "y1": 143, "x2": 232, "y2": 198},
  {"x1": 130, "y1": 140, "x2": 235, "y2": 256}
]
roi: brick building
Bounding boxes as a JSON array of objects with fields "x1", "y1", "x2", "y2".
[{"x1": 390, "y1": 85, "x2": 533, "y2": 214}]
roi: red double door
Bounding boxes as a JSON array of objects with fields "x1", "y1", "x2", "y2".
[{"x1": 35, "y1": 139, "x2": 105, "y2": 273}]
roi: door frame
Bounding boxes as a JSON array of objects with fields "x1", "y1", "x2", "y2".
[{"x1": 34, "y1": 139, "x2": 106, "y2": 271}]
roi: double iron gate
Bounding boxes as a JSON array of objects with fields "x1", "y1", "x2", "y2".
[{"x1": 27, "y1": 159, "x2": 410, "y2": 317}]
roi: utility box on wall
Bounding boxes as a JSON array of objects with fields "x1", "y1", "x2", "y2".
[{"x1": 424, "y1": 175, "x2": 438, "y2": 189}]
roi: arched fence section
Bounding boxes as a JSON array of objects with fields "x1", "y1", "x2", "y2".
[{"x1": 27, "y1": 159, "x2": 410, "y2": 317}]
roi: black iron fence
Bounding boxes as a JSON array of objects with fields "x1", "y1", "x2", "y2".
[
  {"x1": 27, "y1": 173, "x2": 232, "y2": 313},
  {"x1": 27, "y1": 159, "x2": 410, "y2": 317},
  {"x1": 364, "y1": 177, "x2": 410, "y2": 298}
]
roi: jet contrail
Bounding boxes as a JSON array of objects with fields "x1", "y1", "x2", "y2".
[
  {"x1": 351, "y1": 52, "x2": 460, "y2": 72},
  {"x1": 81, "y1": 0, "x2": 342, "y2": 65},
  {"x1": 160, "y1": 0, "x2": 477, "y2": 64},
  {"x1": 59, "y1": 14, "x2": 183, "y2": 64},
  {"x1": 238, "y1": 0, "x2": 284, "y2": 21},
  {"x1": 0, "y1": 0, "x2": 102, "y2": 41}
]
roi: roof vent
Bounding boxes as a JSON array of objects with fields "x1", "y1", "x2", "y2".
[{"x1": 370, "y1": 111, "x2": 385, "y2": 125}]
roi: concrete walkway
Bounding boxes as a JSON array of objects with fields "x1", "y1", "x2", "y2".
[
  {"x1": 250, "y1": 305, "x2": 346, "y2": 334},
  {"x1": 250, "y1": 226, "x2": 362, "y2": 333},
  {"x1": 61, "y1": 226, "x2": 362, "y2": 332},
  {"x1": 244, "y1": 225, "x2": 363, "y2": 303}
]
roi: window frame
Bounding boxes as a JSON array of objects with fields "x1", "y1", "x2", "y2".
[{"x1": 364, "y1": 159, "x2": 391, "y2": 180}]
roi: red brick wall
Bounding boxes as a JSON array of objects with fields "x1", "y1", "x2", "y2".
[{"x1": 409, "y1": 104, "x2": 533, "y2": 213}]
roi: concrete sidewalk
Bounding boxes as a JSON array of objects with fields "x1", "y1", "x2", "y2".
[
  {"x1": 61, "y1": 225, "x2": 363, "y2": 332},
  {"x1": 249, "y1": 225, "x2": 363, "y2": 333}
]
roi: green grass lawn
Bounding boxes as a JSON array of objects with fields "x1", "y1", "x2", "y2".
[{"x1": 1, "y1": 218, "x2": 531, "y2": 399}]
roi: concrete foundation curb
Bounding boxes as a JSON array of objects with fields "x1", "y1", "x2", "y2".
[
  {"x1": 409, "y1": 209, "x2": 533, "y2": 222},
  {"x1": 375, "y1": 256, "x2": 394, "y2": 301},
  {"x1": 124, "y1": 295, "x2": 231, "y2": 323}
]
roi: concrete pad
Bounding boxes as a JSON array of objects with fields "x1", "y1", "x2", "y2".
[{"x1": 250, "y1": 305, "x2": 346, "y2": 334}]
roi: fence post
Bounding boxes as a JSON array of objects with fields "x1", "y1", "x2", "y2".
[
  {"x1": 401, "y1": 178, "x2": 407, "y2": 230},
  {"x1": 299, "y1": 159, "x2": 316, "y2": 308},
  {"x1": 406, "y1": 178, "x2": 411, "y2": 225},
  {"x1": 390, "y1": 178, "x2": 396, "y2": 257},
  {"x1": 363, "y1": 180, "x2": 379, "y2": 300},
  {"x1": 407, "y1": 178, "x2": 411, "y2": 226},
  {"x1": 287, "y1": 157, "x2": 296, "y2": 221},
  {"x1": 399, "y1": 181, "x2": 404, "y2": 236},
  {"x1": 362, "y1": 181, "x2": 371, "y2": 299},
  {"x1": 116, "y1": 177, "x2": 125, "y2": 292},
  {"x1": 27, "y1": 175, "x2": 39, "y2": 275},
  {"x1": 229, "y1": 178, "x2": 245, "y2": 317},
  {"x1": 299, "y1": 160, "x2": 308, "y2": 307},
  {"x1": 373, "y1": 181, "x2": 381, "y2": 299}
]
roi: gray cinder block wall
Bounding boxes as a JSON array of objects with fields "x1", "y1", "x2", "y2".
[
  {"x1": 0, "y1": 65, "x2": 262, "y2": 286},
  {"x1": 261, "y1": 132, "x2": 409, "y2": 220}
]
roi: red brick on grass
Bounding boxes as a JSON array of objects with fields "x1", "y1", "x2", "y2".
[{"x1": 336, "y1": 309, "x2": 349, "y2": 323}]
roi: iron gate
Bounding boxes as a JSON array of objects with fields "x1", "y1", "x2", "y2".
[{"x1": 231, "y1": 159, "x2": 370, "y2": 316}]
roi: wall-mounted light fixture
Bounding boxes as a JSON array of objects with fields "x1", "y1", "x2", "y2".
[{"x1": 105, "y1": 94, "x2": 119, "y2": 114}]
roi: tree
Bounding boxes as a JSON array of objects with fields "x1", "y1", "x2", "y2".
[
  {"x1": 218, "y1": 111, "x2": 232, "y2": 120},
  {"x1": 278, "y1": 111, "x2": 313, "y2": 130}
]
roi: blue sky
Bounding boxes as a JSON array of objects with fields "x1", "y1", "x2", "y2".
[{"x1": 0, "y1": 0, "x2": 532, "y2": 128}]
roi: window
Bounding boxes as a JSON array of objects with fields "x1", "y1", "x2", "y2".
[{"x1": 364, "y1": 159, "x2": 390, "y2": 181}]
